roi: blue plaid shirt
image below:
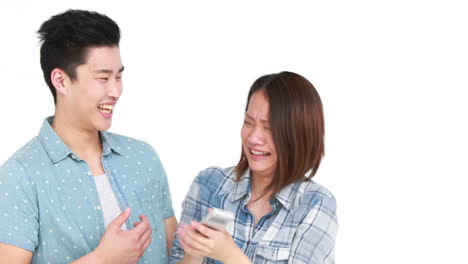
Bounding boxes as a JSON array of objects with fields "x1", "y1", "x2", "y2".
[
  {"x1": 170, "y1": 167, "x2": 337, "y2": 264},
  {"x1": 0, "y1": 117, "x2": 174, "y2": 264}
]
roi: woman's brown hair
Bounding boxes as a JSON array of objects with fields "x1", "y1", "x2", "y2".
[{"x1": 234, "y1": 71, "x2": 325, "y2": 196}]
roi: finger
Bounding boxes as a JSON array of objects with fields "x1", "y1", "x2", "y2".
[
  {"x1": 133, "y1": 214, "x2": 151, "y2": 237},
  {"x1": 137, "y1": 236, "x2": 152, "y2": 260},
  {"x1": 180, "y1": 238, "x2": 207, "y2": 257},
  {"x1": 181, "y1": 240, "x2": 203, "y2": 257},
  {"x1": 109, "y1": 208, "x2": 131, "y2": 229},
  {"x1": 178, "y1": 221, "x2": 193, "y2": 232},
  {"x1": 194, "y1": 222, "x2": 217, "y2": 238},
  {"x1": 139, "y1": 214, "x2": 143, "y2": 221},
  {"x1": 133, "y1": 222, "x2": 140, "y2": 228},
  {"x1": 178, "y1": 222, "x2": 188, "y2": 231},
  {"x1": 139, "y1": 225, "x2": 152, "y2": 244},
  {"x1": 177, "y1": 225, "x2": 192, "y2": 239},
  {"x1": 187, "y1": 227, "x2": 211, "y2": 246},
  {"x1": 141, "y1": 234, "x2": 152, "y2": 250},
  {"x1": 190, "y1": 221, "x2": 206, "y2": 237},
  {"x1": 182, "y1": 228, "x2": 212, "y2": 252}
]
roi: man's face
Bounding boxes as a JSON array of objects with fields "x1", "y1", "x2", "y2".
[{"x1": 64, "y1": 46, "x2": 123, "y2": 132}]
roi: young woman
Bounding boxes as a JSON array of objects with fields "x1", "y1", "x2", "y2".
[{"x1": 170, "y1": 72, "x2": 337, "y2": 264}]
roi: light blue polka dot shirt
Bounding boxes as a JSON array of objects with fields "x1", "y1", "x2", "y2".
[{"x1": 0, "y1": 116, "x2": 174, "y2": 264}]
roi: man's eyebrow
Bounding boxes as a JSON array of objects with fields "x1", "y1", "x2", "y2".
[
  {"x1": 94, "y1": 69, "x2": 112, "y2": 74},
  {"x1": 94, "y1": 65, "x2": 125, "y2": 74}
]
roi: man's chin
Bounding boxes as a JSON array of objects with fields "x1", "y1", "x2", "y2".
[
  {"x1": 94, "y1": 120, "x2": 112, "y2": 132},
  {"x1": 98, "y1": 125, "x2": 111, "y2": 132}
]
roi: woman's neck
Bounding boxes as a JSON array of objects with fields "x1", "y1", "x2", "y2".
[{"x1": 250, "y1": 171, "x2": 274, "y2": 200}]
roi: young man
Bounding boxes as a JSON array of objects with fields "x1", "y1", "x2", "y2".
[{"x1": 0, "y1": 10, "x2": 177, "y2": 264}]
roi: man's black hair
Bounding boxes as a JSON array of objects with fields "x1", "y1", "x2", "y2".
[{"x1": 37, "y1": 9, "x2": 121, "y2": 104}]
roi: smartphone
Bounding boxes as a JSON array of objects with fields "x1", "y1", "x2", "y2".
[{"x1": 201, "y1": 208, "x2": 235, "y2": 230}]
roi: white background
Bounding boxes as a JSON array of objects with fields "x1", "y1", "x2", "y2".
[{"x1": 1, "y1": 1, "x2": 467, "y2": 263}]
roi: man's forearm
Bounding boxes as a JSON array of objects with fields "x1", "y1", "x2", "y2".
[{"x1": 70, "y1": 250, "x2": 104, "y2": 264}]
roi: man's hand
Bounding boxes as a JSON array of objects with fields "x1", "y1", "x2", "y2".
[{"x1": 93, "y1": 208, "x2": 152, "y2": 264}]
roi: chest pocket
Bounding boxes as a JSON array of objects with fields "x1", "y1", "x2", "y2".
[
  {"x1": 125, "y1": 170, "x2": 160, "y2": 215},
  {"x1": 135, "y1": 191, "x2": 159, "y2": 217},
  {"x1": 254, "y1": 246, "x2": 291, "y2": 263}
]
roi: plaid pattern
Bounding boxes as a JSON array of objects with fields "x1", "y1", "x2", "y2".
[{"x1": 170, "y1": 167, "x2": 337, "y2": 264}]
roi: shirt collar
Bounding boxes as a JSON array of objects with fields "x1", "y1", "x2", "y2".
[
  {"x1": 38, "y1": 116, "x2": 123, "y2": 163},
  {"x1": 100, "y1": 131, "x2": 124, "y2": 156},
  {"x1": 231, "y1": 168, "x2": 251, "y2": 202},
  {"x1": 274, "y1": 181, "x2": 298, "y2": 211},
  {"x1": 230, "y1": 168, "x2": 305, "y2": 211}
]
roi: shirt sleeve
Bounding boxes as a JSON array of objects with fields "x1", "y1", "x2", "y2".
[
  {"x1": 169, "y1": 171, "x2": 205, "y2": 264},
  {"x1": 288, "y1": 195, "x2": 338, "y2": 264},
  {"x1": 150, "y1": 147, "x2": 175, "y2": 219},
  {"x1": 0, "y1": 159, "x2": 39, "y2": 252}
]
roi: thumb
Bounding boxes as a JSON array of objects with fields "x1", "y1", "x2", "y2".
[{"x1": 110, "y1": 207, "x2": 131, "y2": 229}]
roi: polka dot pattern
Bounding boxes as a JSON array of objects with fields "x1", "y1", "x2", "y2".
[{"x1": 0, "y1": 117, "x2": 174, "y2": 263}]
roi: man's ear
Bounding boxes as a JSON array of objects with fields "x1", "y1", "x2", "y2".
[{"x1": 50, "y1": 68, "x2": 70, "y2": 96}]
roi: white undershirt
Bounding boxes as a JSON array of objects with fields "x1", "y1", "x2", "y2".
[{"x1": 93, "y1": 174, "x2": 127, "y2": 230}]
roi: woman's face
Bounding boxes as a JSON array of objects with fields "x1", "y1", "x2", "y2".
[{"x1": 241, "y1": 90, "x2": 277, "y2": 178}]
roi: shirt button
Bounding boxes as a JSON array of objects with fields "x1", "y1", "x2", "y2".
[
  {"x1": 87, "y1": 171, "x2": 92, "y2": 176},
  {"x1": 71, "y1": 155, "x2": 76, "y2": 159}
]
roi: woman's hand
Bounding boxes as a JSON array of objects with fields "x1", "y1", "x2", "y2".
[{"x1": 178, "y1": 221, "x2": 251, "y2": 264}]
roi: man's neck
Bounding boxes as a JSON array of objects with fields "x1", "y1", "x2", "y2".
[{"x1": 52, "y1": 112, "x2": 102, "y2": 159}]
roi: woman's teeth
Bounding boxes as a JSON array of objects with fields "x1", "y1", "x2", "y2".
[{"x1": 250, "y1": 149, "x2": 270, "y2": 156}]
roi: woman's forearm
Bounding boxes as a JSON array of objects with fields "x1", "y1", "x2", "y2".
[{"x1": 177, "y1": 254, "x2": 204, "y2": 264}]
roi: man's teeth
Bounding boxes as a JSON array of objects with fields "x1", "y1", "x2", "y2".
[
  {"x1": 98, "y1": 104, "x2": 114, "y2": 113},
  {"x1": 251, "y1": 149, "x2": 269, "y2": 155},
  {"x1": 98, "y1": 104, "x2": 114, "y2": 110}
]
